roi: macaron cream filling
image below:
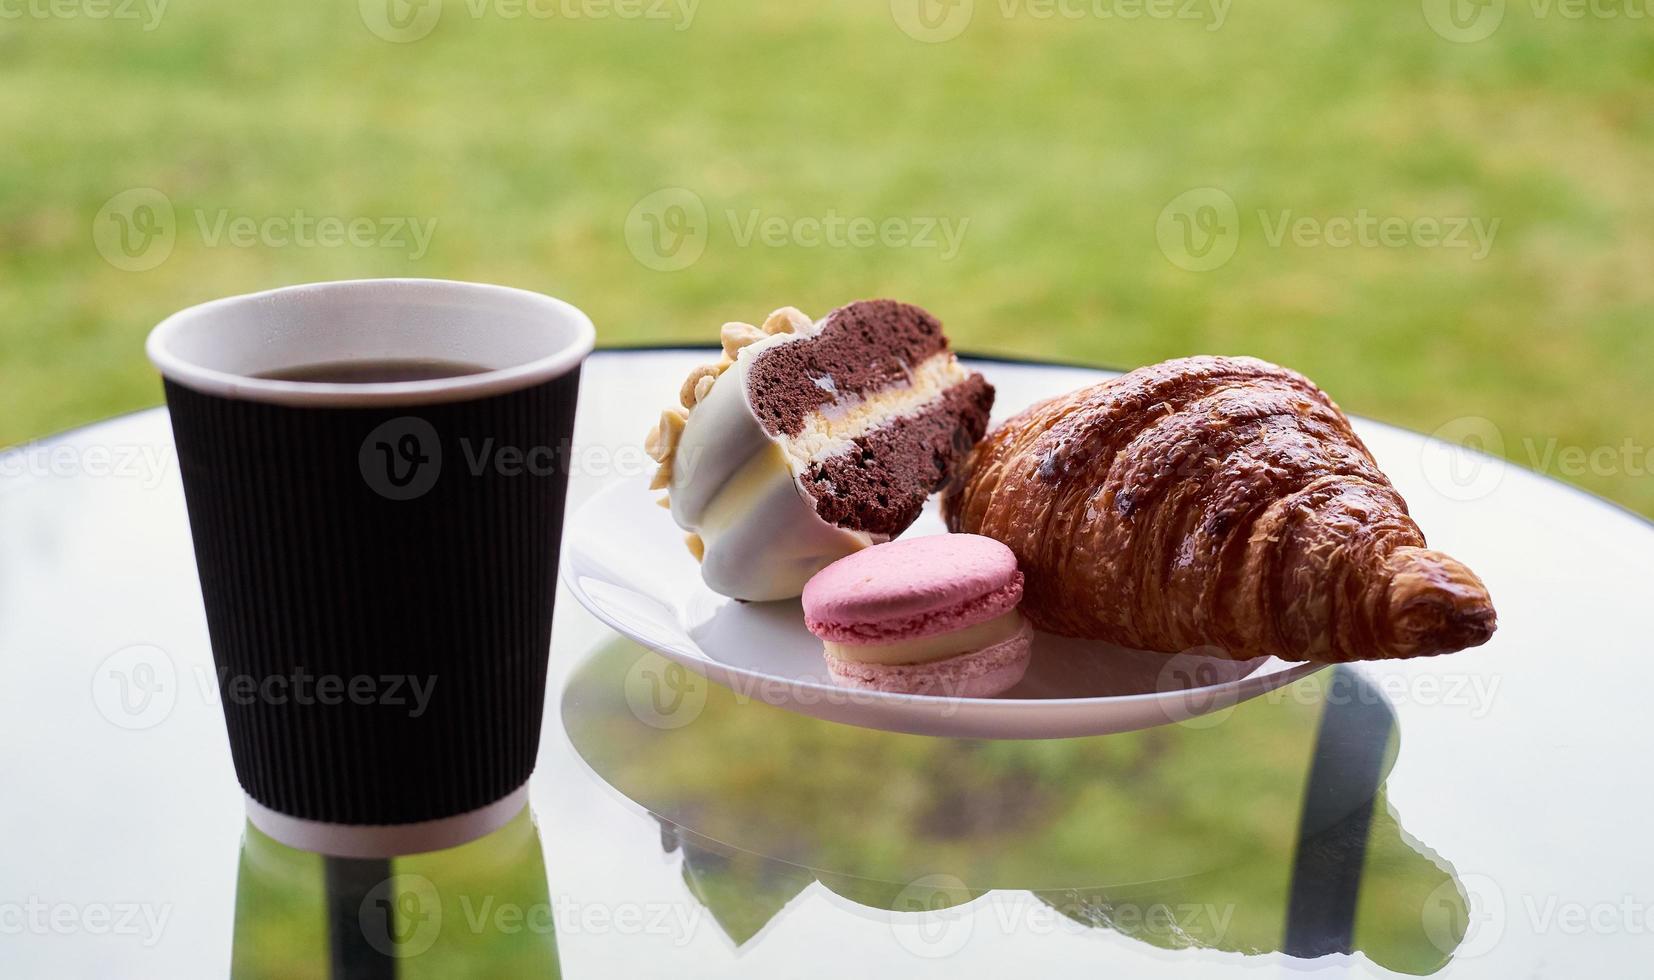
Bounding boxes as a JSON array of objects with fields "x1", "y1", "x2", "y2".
[
  {"x1": 804, "y1": 575, "x2": 1025, "y2": 645},
  {"x1": 824, "y1": 609, "x2": 1028, "y2": 666}
]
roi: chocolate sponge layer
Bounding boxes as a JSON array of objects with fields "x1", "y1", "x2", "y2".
[
  {"x1": 746, "y1": 299, "x2": 950, "y2": 438},
  {"x1": 804, "y1": 374, "x2": 994, "y2": 537}
]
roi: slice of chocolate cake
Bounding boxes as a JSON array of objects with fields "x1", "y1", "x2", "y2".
[{"x1": 645, "y1": 300, "x2": 994, "y2": 601}]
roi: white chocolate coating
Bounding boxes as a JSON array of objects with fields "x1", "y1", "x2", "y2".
[{"x1": 669, "y1": 332, "x2": 877, "y2": 601}]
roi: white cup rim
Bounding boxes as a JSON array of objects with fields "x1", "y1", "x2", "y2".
[{"x1": 146, "y1": 278, "x2": 596, "y2": 408}]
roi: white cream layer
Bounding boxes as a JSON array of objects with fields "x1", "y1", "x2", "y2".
[
  {"x1": 824, "y1": 610, "x2": 1027, "y2": 666},
  {"x1": 782, "y1": 353, "x2": 973, "y2": 466}
]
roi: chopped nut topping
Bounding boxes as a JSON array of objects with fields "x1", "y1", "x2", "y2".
[
  {"x1": 720, "y1": 321, "x2": 766, "y2": 358},
  {"x1": 644, "y1": 408, "x2": 688, "y2": 463},
  {"x1": 651, "y1": 305, "x2": 810, "y2": 512},
  {"x1": 762, "y1": 306, "x2": 812, "y2": 335},
  {"x1": 680, "y1": 364, "x2": 721, "y2": 409}
]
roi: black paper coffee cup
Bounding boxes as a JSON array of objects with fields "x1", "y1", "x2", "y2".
[{"x1": 148, "y1": 279, "x2": 594, "y2": 857}]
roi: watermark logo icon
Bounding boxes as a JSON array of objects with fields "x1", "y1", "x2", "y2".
[
  {"x1": 1155, "y1": 648, "x2": 1241, "y2": 729},
  {"x1": 359, "y1": 417, "x2": 443, "y2": 501},
  {"x1": 624, "y1": 652, "x2": 707, "y2": 730},
  {"x1": 891, "y1": 0, "x2": 975, "y2": 42},
  {"x1": 361, "y1": 0, "x2": 443, "y2": 41},
  {"x1": 92, "y1": 644, "x2": 178, "y2": 730},
  {"x1": 93, "y1": 188, "x2": 176, "y2": 272},
  {"x1": 625, "y1": 187, "x2": 709, "y2": 272},
  {"x1": 359, "y1": 874, "x2": 443, "y2": 958},
  {"x1": 891, "y1": 874, "x2": 974, "y2": 958},
  {"x1": 1156, "y1": 187, "x2": 1239, "y2": 272},
  {"x1": 1422, "y1": 416, "x2": 1507, "y2": 502},
  {"x1": 1422, "y1": 0, "x2": 1506, "y2": 42},
  {"x1": 1423, "y1": 873, "x2": 1504, "y2": 958}
]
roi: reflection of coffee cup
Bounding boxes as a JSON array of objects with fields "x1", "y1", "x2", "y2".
[
  {"x1": 148, "y1": 279, "x2": 594, "y2": 856},
  {"x1": 232, "y1": 805, "x2": 560, "y2": 975}
]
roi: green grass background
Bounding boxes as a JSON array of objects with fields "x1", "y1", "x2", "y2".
[{"x1": 1, "y1": 0, "x2": 1650, "y2": 514}]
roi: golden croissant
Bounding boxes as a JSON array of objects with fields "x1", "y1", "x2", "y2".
[{"x1": 942, "y1": 356, "x2": 1497, "y2": 662}]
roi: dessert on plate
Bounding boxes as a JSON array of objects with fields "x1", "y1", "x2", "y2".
[
  {"x1": 646, "y1": 300, "x2": 993, "y2": 601},
  {"x1": 802, "y1": 534, "x2": 1032, "y2": 697},
  {"x1": 943, "y1": 355, "x2": 1498, "y2": 663}
]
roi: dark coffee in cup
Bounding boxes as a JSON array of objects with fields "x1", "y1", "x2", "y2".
[
  {"x1": 255, "y1": 358, "x2": 492, "y2": 384},
  {"x1": 148, "y1": 279, "x2": 595, "y2": 857}
]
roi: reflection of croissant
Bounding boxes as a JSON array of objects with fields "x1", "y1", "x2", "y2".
[{"x1": 943, "y1": 356, "x2": 1497, "y2": 662}]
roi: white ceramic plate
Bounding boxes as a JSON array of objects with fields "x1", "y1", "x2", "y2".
[{"x1": 561, "y1": 478, "x2": 1326, "y2": 740}]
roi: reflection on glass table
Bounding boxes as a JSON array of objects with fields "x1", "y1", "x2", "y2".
[
  {"x1": 563, "y1": 640, "x2": 1468, "y2": 975},
  {"x1": 231, "y1": 808, "x2": 559, "y2": 979}
]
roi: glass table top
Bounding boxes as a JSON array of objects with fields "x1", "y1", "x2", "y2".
[{"x1": 2, "y1": 350, "x2": 1650, "y2": 978}]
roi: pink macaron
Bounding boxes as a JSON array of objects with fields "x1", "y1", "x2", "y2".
[{"x1": 801, "y1": 534, "x2": 1032, "y2": 698}]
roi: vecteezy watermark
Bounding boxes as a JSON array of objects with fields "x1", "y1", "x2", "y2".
[
  {"x1": 1153, "y1": 648, "x2": 1252, "y2": 729},
  {"x1": 456, "y1": 895, "x2": 702, "y2": 945},
  {"x1": 1525, "y1": 0, "x2": 1654, "y2": 19},
  {"x1": 624, "y1": 187, "x2": 971, "y2": 271},
  {"x1": 1040, "y1": 896, "x2": 1237, "y2": 947},
  {"x1": 721, "y1": 663, "x2": 986, "y2": 718},
  {"x1": 620, "y1": 647, "x2": 994, "y2": 733},
  {"x1": 356, "y1": 874, "x2": 702, "y2": 958},
  {"x1": 360, "y1": 417, "x2": 445, "y2": 501},
  {"x1": 1421, "y1": 0, "x2": 1508, "y2": 41},
  {"x1": 1256, "y1": 209, "x2": 1499, "y2": 260},
  {"x1": 0, "y1": 899, "x2": 173, "y2": 948},
  {"x1": 459, "y1": 438, "x2": 658, "y2": 481},
  {"x1": 92, "y1": 188, "x2": 175, "y2": 272},
  {"x1": 93, "y1": 188, "x2": 437, "y2": 272},
  {"x1": 359, "y1": 0, "x2": 698, "y2": 43},
  {"x1": 890, "y1": 874, "x2": 977, "y2": 958},
  {"x1": 1422, "y1": 415, "x2": 1653, "y2": 502},
  {"x1": 625, "y1": 652, "x2": 709, "y2": 730},
  {"x1": 1423, "y1": 874, "x2": 1503, "y2": 958},
  {"x1": 1266, "y1": 667, "x2": 1503, "y2": 719},
  {"x1": 1520, "y1": 436, "x2": 1654, "y2": 479},
  {"x1": 886, "y1": 876, "x2": 1237, "y2": 958},
  {"x1": 357, "y1": 420, "x2": 661, "y2": 501},
  {"x1": 0, "y1": 0, "x2": 167, "y2": 30},
  {"x1": 726, "y1": 209, "x2": 970, "y2": 261},
  {"x1": 1424, "y1": 0, "x2": 1653, "y2": 42},
  {"x1": 890, "y1": 0, "x2": 1230, "y2": 42},
  {"x1": 1518, "y1": 895, "x2": 1654, "y2": 936},
  {"x1": 92, "y1": 644, "x2": 178, "y2": 730},
  {"x1": 212, "y1": 667, "x2": 437, "y2": 719},
  {"x1": 1424, "y1": 874, "x2": 1654, "y2": 959},
  {"x1": 1421, "y1": 416, "x2": 1508, "y2": 502},
  {"x1": 0, "y1": 442, "x2": 170, "y2": 490},
  {"x1": 624, "y1": 188, "x2": 708, "y2": 273},
  {"x1": 1155, "y1": 188, "x2": 1500, "y2": 271},
  {"x1": 1155, "y1": 187, "x2": 1241, "y2": 272},
  {"x1": 360, "y1": 875, "x2": 444, "y2": 958},
  {"x1": 92, "y1": 643, "x2": 438, "y2": 730}
]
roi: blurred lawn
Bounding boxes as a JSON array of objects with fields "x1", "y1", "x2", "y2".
[{"x1": 0, "y1": 0, "x2": 1650, "y2": 513}]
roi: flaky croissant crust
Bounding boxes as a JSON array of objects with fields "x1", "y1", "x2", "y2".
[{"x1": 943, "y1": 356, "x2": 1496, "y2": 662}]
